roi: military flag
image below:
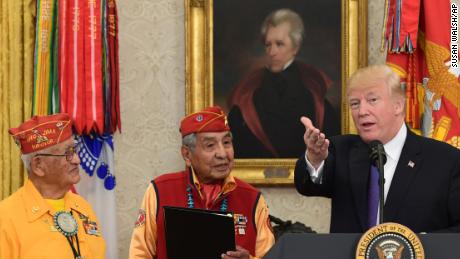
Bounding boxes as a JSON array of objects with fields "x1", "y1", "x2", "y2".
[{"x1": 383, "y1": 0, "x2": 460, "y2": 148}]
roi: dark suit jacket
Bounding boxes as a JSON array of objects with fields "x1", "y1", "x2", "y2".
[{"x1": 294, "y1": 129, "x2": 460, "y2": 233}]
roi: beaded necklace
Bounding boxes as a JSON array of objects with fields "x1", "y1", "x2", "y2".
[{"x1": 186, "y1": 186, "x2": 228, "y2": 212}]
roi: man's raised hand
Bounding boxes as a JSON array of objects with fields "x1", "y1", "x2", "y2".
[{"x1": 300, "y1": 116, "x2": 329, "y2": 168}]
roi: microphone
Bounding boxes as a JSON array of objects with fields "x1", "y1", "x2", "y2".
[
  {"x1": 369, "y1": 140, "x2": 387, "y2": 166},
  {"x1": 368, "y1": 140, "x2": 386, "y2": 226}
]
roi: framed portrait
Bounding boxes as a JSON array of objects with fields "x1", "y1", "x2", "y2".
[{"x1": 185, "y1": 0, "x2": 367, "y2": 185}]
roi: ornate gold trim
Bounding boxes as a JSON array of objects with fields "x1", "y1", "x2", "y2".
[
  {"x1": 185, "y1": 0, "x2": 367, "y2": 185},
  {"x1": 190, "y1": 0, "x2": 205, "y2": 8}
]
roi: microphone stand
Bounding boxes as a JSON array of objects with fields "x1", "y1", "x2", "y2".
[
  {"x1": 376, "y1": 153, "x2": 385, "y2": 225},
  {"x1": 369, "y1": 141, "x2": 387, "y2": 226}
]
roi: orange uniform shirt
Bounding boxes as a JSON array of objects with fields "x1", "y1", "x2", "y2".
[{"x1": 0, "y1": 180, "x2": 106, "y2": 259}]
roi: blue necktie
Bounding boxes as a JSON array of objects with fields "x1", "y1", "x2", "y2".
[{"x1": 368, "y1": 165, "x2": 379, "y2": 228}]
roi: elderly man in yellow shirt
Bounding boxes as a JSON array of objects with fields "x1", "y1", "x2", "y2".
[{"x1": 0, "y1": 113, "x2": 106, "y2": 259}]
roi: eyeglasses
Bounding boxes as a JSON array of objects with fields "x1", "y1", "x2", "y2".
[{"x1": 34, "y1": 146, "x2": 77, "y2": 162}]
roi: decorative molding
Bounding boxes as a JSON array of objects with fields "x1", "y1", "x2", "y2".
[{"x1": 190, "y1": 0, "x2": 204, "y2": 8}]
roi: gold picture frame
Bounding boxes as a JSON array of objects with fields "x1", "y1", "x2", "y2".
[{"x1": 185, "y1": 0, "x2": 367, "y2": 185}]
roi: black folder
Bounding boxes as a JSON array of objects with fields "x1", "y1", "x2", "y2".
[{"x1": 163, "y1": 206, "x2": 236, "y2": 259}]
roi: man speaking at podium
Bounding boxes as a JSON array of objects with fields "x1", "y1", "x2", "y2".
[{"x1": 294, "y1": 65, "x2": 460, "y2": 233}]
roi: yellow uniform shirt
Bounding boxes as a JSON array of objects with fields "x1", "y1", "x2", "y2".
[
  {"x1": 0, "y1": 180, "x2": 106, "y2": 259},
  {"x1": 129, "y1": 173, "x2": 275, "y2": 259}
]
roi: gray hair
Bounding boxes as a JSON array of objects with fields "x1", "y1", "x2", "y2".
[
  {"x1": 20, "y1": 144, "x2": 60, "y2": 172},
  {"x1": 21, "y1": 152, "x2": 36, "y2": 172},
  {"x1": 261, "y1": 8, "x2": 305, "y2": 48},
  {"x1": 181, "y1": 132, "x2": 234, "y2": 151},
  {"x1": 182, "y1": 133, "x2": 197, "y2": 151}
]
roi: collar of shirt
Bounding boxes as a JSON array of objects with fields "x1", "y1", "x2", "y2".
[
  {"x1": 380, "y1": 123, "x2": 407, "y2": 203},
  {"x1": 191, "y1": 169, "x2": 237, "y2": 200},
  {"x1": 383, "y1": 123, "x2": 407, "y2": 163},
  {"x1": 282, "y1": 58, "x2": 295, "y2": 70},
  {"x1": 264, "y1": 58, "x2": 295, "y2": 71},
  {"x1": 21, "y1": 179, "x2": 84, "y2": 222}
]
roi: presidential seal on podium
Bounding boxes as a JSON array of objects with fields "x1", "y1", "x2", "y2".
[{"x1": 356, "y1": 222, "x2": 424, "y2": 259}]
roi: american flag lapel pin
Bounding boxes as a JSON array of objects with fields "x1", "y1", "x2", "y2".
[{"x1": 408, "y1": 160, "x2": 415, "y2": 168}]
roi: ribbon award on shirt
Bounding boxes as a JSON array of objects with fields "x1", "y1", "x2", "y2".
[{"x1": 234, "y1": 214, "x2": 247, "y2": 235}]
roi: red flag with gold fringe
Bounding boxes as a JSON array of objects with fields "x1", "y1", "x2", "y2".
[{"x1": 383, "y1": 0, "x2": 460, "y2": 148}]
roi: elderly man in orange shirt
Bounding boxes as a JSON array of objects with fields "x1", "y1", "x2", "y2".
[
  {"x1": 129, "y1": 106, "x2": 275, "y2": 259},
  {"x1": 0, "y1": 113, "x2": 106, "y2": 259}
]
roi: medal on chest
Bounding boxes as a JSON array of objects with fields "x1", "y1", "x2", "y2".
[
  {"x1": 78, "y1": 213, "x2": 101, "y2": 236},
  {"x1": 82, "y1": 219, "x2": 101, "y2": 236},
  {"x1": 234, "y1": 214, "x2": 248, "y2": 236}
]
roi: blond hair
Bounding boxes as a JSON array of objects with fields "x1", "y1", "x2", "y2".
[{"x1": 347, "y1": 64, "x2": 405, "y2": 100}]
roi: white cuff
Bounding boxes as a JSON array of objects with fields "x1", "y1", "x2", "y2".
[{"x1": 304, "y1": 152, "x2": 324, "y2": 184}]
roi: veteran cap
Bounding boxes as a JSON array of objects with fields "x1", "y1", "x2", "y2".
[
  {"x1": 180, "y1": 106, "x2": 230, "y2": 137},
  {"x1": 9, "y1": 113, "x2": 73, "y2": 154}
]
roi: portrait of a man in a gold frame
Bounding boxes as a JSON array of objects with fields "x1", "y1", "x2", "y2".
[{"x1": 185, "y1": 0, "x2": 367, "y2": 185}]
